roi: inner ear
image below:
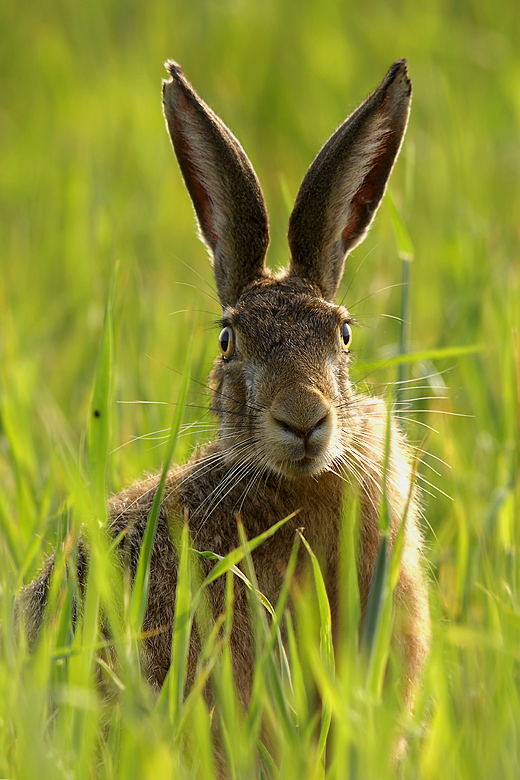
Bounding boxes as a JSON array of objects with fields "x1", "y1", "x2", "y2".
[
  {"x1": 163, "y1": 62, "x2": 270, "y2": 307},
  {"x1": 172, "y1": 110, "x2": 219, "y2": 250},
  {"x1": 288, "y1": 60, "x2": 412, "y2": 301}
]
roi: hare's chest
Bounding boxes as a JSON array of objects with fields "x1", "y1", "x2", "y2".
[{"x1": 246, "y1": 497, "x2": 342, "y2": 605}]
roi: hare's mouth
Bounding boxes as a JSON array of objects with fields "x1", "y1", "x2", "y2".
[
  {"x1": 274, "y1": 453, "x2": 330, "y2": 479},
  {"x1": 263, "y1": 430, "x2": 335, "y2": 479}
]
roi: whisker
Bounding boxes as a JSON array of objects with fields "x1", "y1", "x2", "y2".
[
  {"x1": 412, "y1": 471, "x2": 453, "y2": 501},
  {"x1": 393, "y1": 409, "x2": 472, "y2": 419},
  {"x1": 339, "y1": 243, "x2": 379, "y2": 305},
  {"x1": 348, "y1": 283, "x2": 405, "y2": 312},
  {"x1": 365, "y1": 367, "x2": 452, "y2": 387},
  {"x1": 142, "y1": 356, "x2": 267, "y2": 417},
  {"x1": 170, "y1": 280, "x2": 220, "y2": 307},
  {"x1": 413, "y1": 447, "x2": 451, "y2": 469},
  {"x1": 393, "y1": 395, "x2": 449, "y2": 405},
  {"x1": 167, "y1": 252, "x2": 219, "y2": 300},
  {"x1": 117, "y1": 399, "x2": 173, "y2": 405},
  {"x1": 194, "y1": 452, "x2": 259, "y2": 534}
]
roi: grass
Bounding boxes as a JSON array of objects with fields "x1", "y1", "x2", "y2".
[{"x1": 1, "y1": 0, "x2": 519, "y2": 777}]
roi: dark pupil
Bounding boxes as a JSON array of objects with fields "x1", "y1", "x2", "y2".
[
  {"x1": 342, "y1": 324, "x2": 350, "y2": 345},
  {"x1": 221, "y1": 330, "x2": 229, "y2": 352}
]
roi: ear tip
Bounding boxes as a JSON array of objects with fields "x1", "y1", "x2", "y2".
[
  {"x1": 164, "y1": 60, "x2": 184, "y2": 80},
  {"x1": 163, "y1": 61, "x2": 188, "y2": 98},
  {"x1": 162, "y1": 61, "x2": 189, "y2": 107},
  {"x1": 388, "y1": 58, "x2": 408, "y2": 77},
  {"x1": 386, "y1": 59, "x2": 412, "y2": 97}
]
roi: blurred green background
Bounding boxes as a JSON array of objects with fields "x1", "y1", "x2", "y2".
[{"x1": 1, "y1": 0, "x2": 519, "y2": 777}]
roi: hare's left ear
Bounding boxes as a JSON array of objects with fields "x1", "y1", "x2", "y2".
[
  {"x1": 288, "y1": 60, "x2": 412, "y2": 301},
  {"x1": 163, "y1": 62, "x2": 270, "y2": 308}
]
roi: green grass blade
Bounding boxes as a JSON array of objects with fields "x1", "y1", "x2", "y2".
[
  {"x1": 360, "y1": 402, "x2": 392, "y2": 694},
  {"x1": 129, "y1": 351, "x2": 190, "y2": 635},
  {"x1": 360, "y1": 535, "x2": 388, "y2": 667},
  {"x1": 388, "y1": 192, "x2": 415, "y2": 264},
  {"x1": 167, "y1": 523, "x2": 193, "y2": 726},
  {"x1": 359, "y1": 343, "x2": 482, "y2": 374},
  {"x1": 284, "y1": 612, "x2": 308, "y2": 726},
  {"x1": 338, "y1": 494, "x2": 361, "y2": 670},
  {"x1": 88, "y1": 267, "x2": 117, "y2": 522},
  {"x1": 194, "y1": 512, "x2": 296, "y2": 592},
  {"x1": 398, "y1": 257, "x2": 411, "y2": 405},
  {"x1": 297, "y1": 531, "x2": 334, "y2": 763}
]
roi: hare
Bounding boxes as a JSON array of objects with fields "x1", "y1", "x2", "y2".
[{"x1": 19, "y1": 59, "x2": 430, "y2": 708}]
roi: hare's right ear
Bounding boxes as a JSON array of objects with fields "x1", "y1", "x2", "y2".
[
  {"x1": 288, "y1": 60, "x2": 412, "y2": 301},
  {"x1": 162, "y1": 62, "x2": 269, "y2": 308}
]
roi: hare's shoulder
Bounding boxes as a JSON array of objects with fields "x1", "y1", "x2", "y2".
[
  {"x1": 355, "y1": 393, "x2": 408, "y2": 451},
  {"x1": 106, "y1": 443, "x2": 221, "y2": 543}
]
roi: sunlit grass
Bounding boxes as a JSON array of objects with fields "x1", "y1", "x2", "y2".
[{"x1": 1, "y1": 0, "x2": 519, "y2": 777}]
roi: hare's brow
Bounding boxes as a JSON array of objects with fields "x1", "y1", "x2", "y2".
[
  {"x1": 336, "y1": 306, "x2": 355, "y2": 325},
  {"x1": 213, "y1": 317, "x2": 230, "y2": 329}
]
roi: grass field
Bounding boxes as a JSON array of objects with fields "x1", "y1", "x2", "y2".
[{"x1": 1, "y1": 0, "x2": 519, "y2": 777}]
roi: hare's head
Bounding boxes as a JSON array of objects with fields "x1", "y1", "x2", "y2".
[{"x1": 162, "y1": 61, "x2": 411, "y2": 480}]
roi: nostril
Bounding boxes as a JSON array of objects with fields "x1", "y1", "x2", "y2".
[
  {"x1": 310, "y1": 411, "x2": 329, "y2": 435},
  {"x1": 271, "y1": 409, "x2": 330, "y2": 441},
  {"x1": 273, "y1": 416, "x2": 307, "y2": 439}
]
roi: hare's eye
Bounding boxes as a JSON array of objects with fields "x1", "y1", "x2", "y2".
[
  {"x1": 340, "y1": 322, "x2": 353, "y2": 352},
  {"x1": 219, "y1": 326, "x2": 235, "y2": 360}
]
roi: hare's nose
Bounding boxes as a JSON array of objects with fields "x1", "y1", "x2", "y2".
[
  {"x1": 269, "y1": 390, "x2": 331, "y2": 442},
  {"x1": 271, "y1": 409, "x2": 329, "y2": 442}
]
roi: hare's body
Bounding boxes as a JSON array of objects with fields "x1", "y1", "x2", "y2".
[
  {"x1": 19, "y1": 60, "x2": 430, "y2": 706},
  {"x1": 109, "y1": 399, "x2": 428, "y2": 698}
]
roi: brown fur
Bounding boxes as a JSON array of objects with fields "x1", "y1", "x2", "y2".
[{"x1": 18, "y1": 60, "x2": 430, "y2": 713}]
